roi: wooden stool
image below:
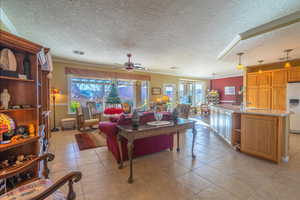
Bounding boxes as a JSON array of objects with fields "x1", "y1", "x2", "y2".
[{"x1": 60, "y1": 118, "x2": 76, "y2": 130}]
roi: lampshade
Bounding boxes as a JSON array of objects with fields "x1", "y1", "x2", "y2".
[
  {"x1": 284, "y1": 61, "x2": 291, "y2": 68},
  {"x1": 162, "y1": 95, "x2": 169, "y2": 102},
  {"x1": 51, "y1": 88, "x2": 60, "y2": 95}
]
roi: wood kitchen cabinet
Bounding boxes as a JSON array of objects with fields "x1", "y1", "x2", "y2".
[
  {"x1": 246, "y1": 73, "x2": 258, "y2": 108},
  {"x1": 288, "y1": 67, "x2": 300, "y2": 82},
  {"x1": 241, "y1": 114, "x2": 282, "y2": 162},
  {"x1": 257, "y1": 87, "x2": 271, "y2": 109},
  {"x1": 253, "y1": 72, "x2": 272, "y2": 109},
  {"x1": 246, "y1": 69, "x2": 288, "y2": 111},
  {"x1": 272, "y1": 87, "x2": 286, "y2": 110},
  {"x1": 272, "y1": 69, "x2": 287, "y2": 110}
]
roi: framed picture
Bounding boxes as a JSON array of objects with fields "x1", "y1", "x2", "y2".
[
  {"x1": 151, "y1": 87, "x2": 161, "y2": 95},
  {"x1": 224, "y1": 86, "x2": 236, "y2": 95}
]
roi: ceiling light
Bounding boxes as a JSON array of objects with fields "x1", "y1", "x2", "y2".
[
  {"x1": 73, "y1": 50, "x2": 85, "y2": 55},
  {"x1": 283, "y1": 49, "x2": 293, "y2": 68},
  {"x1": 257, "y1": 60, "x2": 264, "y2": 74},
  {"x1": 236, "y1": 52, "x2": 245, "y2": 70}
]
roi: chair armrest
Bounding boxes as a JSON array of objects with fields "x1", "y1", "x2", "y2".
[
  {"x1": 0, "y1": 153, "x2": 55, "y2": 180},
  {"x1": 92, "y1": 113, "x2": 101, "y2": 120},
  {"x1": 31, "y1": 171, "x2": 82, "y2": 200}
]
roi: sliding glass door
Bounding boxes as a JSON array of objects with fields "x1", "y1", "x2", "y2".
[{"x1": 179, "y1": 80, "x2": 204, "y2": 106}]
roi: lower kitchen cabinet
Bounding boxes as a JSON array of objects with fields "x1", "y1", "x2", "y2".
[{"x1": 241, "y1": 114, "x2": 283, "y2": 163}]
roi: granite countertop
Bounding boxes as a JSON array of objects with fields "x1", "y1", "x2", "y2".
[{"x1": 210, "y1": 104, "x2": 289, "y2": 117}]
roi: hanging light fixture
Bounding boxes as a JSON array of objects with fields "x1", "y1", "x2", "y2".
[
  {"x1": 236, "y1": 52, "x2": 245, "y2": 70},
  {"x1": 258, "y1": 60, "x2": 264, "y2": 74},
  {"x1": 283, "y1": 49, "x2": 293, "y2": 68}
]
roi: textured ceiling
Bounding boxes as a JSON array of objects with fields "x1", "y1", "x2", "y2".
[{"x1": 1, "y1": 0, "x2": 300, "y2": 78}]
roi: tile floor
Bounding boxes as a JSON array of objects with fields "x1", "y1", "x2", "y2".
[{"x1": 48, "y1": 119, "x2": 300, "y2": 200}]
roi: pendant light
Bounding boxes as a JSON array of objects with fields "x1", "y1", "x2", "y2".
[
  {"x1": 236, "y1": 52, "x2": 245, "y2": 70},
  {"x1": 284, "y1": 49, "x2": 293, "y2": 68},
  {"x1": 258, "y1": 60, "x2": 264, "y2": 74}
]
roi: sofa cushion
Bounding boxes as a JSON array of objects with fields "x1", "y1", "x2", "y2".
[{"x1": 0, "y1": 179, "x2": 65, "y2": 200}]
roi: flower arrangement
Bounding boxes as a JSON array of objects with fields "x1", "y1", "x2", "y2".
[{"x1": 104, "y1": 107, "x2": 124, "y2": 115}]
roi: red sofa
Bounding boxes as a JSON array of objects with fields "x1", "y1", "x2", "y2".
[{"x1": 99, "y1": 112, "x2": 174, "y2": 162}]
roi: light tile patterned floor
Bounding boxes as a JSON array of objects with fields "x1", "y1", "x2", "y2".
[{"x1": 49, "y1": 120, "x2": 300, "y2": 200}]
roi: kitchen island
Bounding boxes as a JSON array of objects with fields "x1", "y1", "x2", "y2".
[{"x1": 210, "y1": 104, "x2": 289, "y2": 163}]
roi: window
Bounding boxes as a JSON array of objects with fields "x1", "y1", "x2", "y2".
[
  {"x1": 68, "y1": 76, "x2": 149, "y2": 113},
  {"x1": 163, "y1": 84, "x2": 176, "y2": 108},
  {"x1": 179, "y1": 80, "x2": 204, "y2": 106}
]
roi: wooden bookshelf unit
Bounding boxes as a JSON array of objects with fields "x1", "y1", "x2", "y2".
[{"x1": 0, "y1": 30, "x2": 51, "y2": 192}]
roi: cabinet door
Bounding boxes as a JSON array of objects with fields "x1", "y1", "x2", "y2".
[
  {"x1": 246, "y1": 87, "x2": 258, "y2": 107},
  {"x1": 272, "y1": 87, "x2": 286, "y2": 111},
  {"x1": 257, "y1": 72, "x2": 272, "y2": 87},
  {"x1": 257, "y1": 87, "x2": 271, "y2": 109},
  {"x1": 272, "y1": 70, "x2": 287, "y2": 87},
  {"x1": 241, "y1": 114, "x2": 278, "y2": 162},
  {"x1": 247, "y1": 73, "x2": 258, "y2": 86},
  {"x1": 288, "y1": 67, "x2": 300, "y2": 82}
]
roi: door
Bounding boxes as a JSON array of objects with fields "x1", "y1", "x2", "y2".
[
  {"x1": 257, "y1": 87, "x2": 271, "y2": 109},
  {"x1": 272, "y1": 70, "x2": 287, "y2": 87},
  {"x1": 272, "y1": 87, "x2": 286, "y2": 110},
  {"x1": 246, "y1": 87, "x2": 258, "y2": 108},
  {"x1": 241, "y1": 114, "x2": 278, "y2": 162}
]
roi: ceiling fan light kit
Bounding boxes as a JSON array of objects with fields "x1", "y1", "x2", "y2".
[{"x1": 123, "y1": 53, "x2": 146, "y2": 71}]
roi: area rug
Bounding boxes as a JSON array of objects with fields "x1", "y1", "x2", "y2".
[{"x1": 75, "y1": 132, "x2": 106, "y2": 151}]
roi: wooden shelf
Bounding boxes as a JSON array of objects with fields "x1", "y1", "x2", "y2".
[
  {"x1": 0, "y1": 76, "x2": 34, "y2": 82},
  {"x1": 0, "y1": 159, "x2": 36, "y2": 176},
  {"x1": 0, "y1": 136, "x2": 40, "y2": 152},
  {"x1": 0, "y1": 108, "x2": 36, "y2": 113}
]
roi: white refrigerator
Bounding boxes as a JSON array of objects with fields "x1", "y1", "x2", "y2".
[{"x1": 287, "y1": 83, "x2": 300, "y2": 133}]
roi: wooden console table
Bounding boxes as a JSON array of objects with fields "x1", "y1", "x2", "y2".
[{"x1": 117, "y1": 118, "x2": 197, "y2": 183}]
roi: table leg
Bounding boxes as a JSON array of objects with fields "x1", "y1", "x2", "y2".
[
  {"x1": 192, "y1": 124, "x2": 197, "y2": 159},
  {"x1": 176, "y1": 130, "x2": 180, "y2": 152},
  {"x1": 117, "y1": 134, "x2": 123, "y2": 169},
  {"x1": 127, "y1": 141, "x2": 134, "y2": 183}
]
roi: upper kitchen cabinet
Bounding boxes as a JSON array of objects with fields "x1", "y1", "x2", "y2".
[
  {"x1": 257, "y1": 72, "x2": 272, "y2": 87},
  {"x1": 288, "y1": 67, "x2": 300, "y2": 82},
  {"x1": 246, "y1": 72, "x2": 258, "y2": 108},
  {"x1": 272, "y1": 69, "x2": 287, "y2": 86}
]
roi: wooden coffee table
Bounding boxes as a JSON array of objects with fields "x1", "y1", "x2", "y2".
[{"x1": 117, "y1": 118, "x2": 197, "y2": 183}]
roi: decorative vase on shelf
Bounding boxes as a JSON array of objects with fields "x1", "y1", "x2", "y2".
[{"x1": 0, "y1": 89, "x2": 11, "y2": 110}]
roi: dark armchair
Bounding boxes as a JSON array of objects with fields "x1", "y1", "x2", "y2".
[{"x1": 0, "y1": 153, "x2": 82, "y2": 200}]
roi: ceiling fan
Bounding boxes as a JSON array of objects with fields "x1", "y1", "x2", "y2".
[{"x1": 123, "y1": 53, "x2": 146, "y2": 71}]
